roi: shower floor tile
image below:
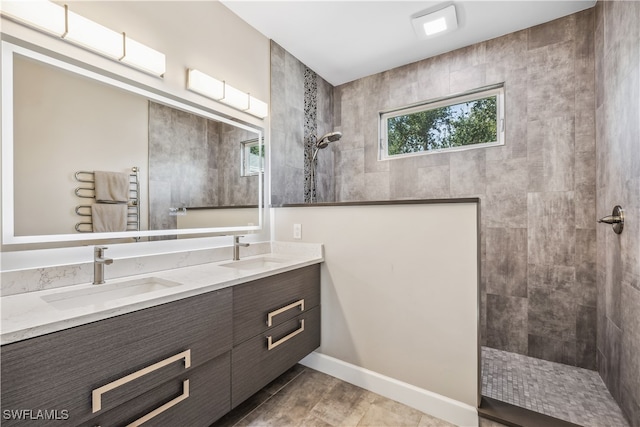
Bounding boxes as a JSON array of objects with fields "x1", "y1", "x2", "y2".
[{"x1": 481, "y1": 347, "x2": 630, "y2": 427}]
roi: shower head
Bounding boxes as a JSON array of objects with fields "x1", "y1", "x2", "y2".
[
  {"x1": 315, "y1": 131, "x2": 342, "y2": 149},
  {"x1": 310, "y1": 131, "x2": 341, "y2": 203}
]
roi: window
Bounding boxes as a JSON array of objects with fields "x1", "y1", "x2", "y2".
[
  {"x1": 379, "y1": 85, "x2": 504, "y2": 160},
  {"x1": 241, "y1": 138, "x2": 264, "y2": 176}
]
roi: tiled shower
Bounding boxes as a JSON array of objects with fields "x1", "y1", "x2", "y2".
[
  {"x1": 148, "y1": 102, "x2": 259, "y2": 231},
  {"x1": 595, "y1": 1, "x2": 640, "y2": 424},
  {"x1": 270, "y1": 0, "x2": 639, "y2": 425}
]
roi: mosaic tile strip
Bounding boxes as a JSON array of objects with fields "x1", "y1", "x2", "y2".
[
  {"x1": 481, "y1": 346, "x2": 630, "y2": 427},
  {"x1": 303, "y1": 67, "x2": 317, "y2": 203}
]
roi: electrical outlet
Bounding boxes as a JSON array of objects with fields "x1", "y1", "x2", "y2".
[{"x1": 293, "y1": 223, "x2": 302, "y2": 239}]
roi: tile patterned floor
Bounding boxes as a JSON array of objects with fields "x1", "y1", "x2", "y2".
[
  {"x1": 481, "y1": 347, "x2": 630, "y2": 427},
  {"x1": 213, "y1": 364, "x2": 504, "y2": 427}
]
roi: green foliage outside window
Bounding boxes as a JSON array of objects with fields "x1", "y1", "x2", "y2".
[
  {"x1": 249, "y1": 144, "x2": 264, "y2": 157},
  {"x1": 387, "y1": 96, "x2": 497, "y2": 156}
]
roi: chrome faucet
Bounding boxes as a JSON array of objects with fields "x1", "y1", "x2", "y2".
[
  {"x1": 233, "y1": 236, "x2": 250, "y2": 261},
  {"x1": 93, "y1": 246, "x2": 113, "y2": 285}
]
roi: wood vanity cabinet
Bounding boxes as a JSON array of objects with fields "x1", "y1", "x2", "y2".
[
  {"x1": 0, "y1": 263, "x2": 321, "y2": 426},
  {"x1": 0, "y1": 288, "x2": 232, "y2": 427},
  {"x1": 231, "y1": 264, "x2": 321, "y2": 408},
  {"x1": 77, "y1": 353, "x2": 231, "y2": 427}
]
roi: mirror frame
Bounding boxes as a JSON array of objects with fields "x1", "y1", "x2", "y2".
[{"x1": 1, "y1": 41, "x2": 264, "y2": 244}]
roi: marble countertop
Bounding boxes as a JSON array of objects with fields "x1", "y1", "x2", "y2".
[{"x1": 1, "y1": 242, "x2": 323, "y2": 345}]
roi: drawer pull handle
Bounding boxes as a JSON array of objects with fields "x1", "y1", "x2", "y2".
[
  {"x1": 267, "y1": 299, "x2": 304, "y2": 327},
  {"x1": 126, "y1": 379, "x2": 189, "y2": 427},
  {"x1": 267, "y1": 319, "x2": 305, "y2": 350},
  {"x1": 92, "y1": 349, "x2": 191, "y2": 413}
]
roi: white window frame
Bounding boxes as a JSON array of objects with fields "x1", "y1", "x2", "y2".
[
  {"x1": 241, "y1": 137, "x2": 264, "y2": 177},
  {"x1": 379, "y1": 84, "x2": 505, "y2": 160}
]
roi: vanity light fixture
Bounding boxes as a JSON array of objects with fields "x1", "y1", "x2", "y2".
[
  {"x1": 187, "y1": 69, "x2": 225, "y2": 99},
  {"x1": 246, "y1": 96, "x2": 269, "y2": 119},
  {"x1": 0, "y1": 1, "x2": 166, "y2": 77},
  {"x1": 187, "y1": 68, "x2": 268, "y2": 119},
  {"x1": 120, "y1": 34, "x2": 166, "y2": 77},
  {"x1": 0, "y1": 0, "x2": 66, "y2": 36},
  {"x1": 221, "y1": 83, "x2": 250, "y2": 111},
  {"x1": 411, "y1": 4, "x2": 458, "y2": 39},
  {"x1": 63, "y1": 7, "x2": 123, "y2": 59}
]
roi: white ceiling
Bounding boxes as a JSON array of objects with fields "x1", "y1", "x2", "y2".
[{"x1": 221, "y1": 0, "x2": 596, "y2": 86}]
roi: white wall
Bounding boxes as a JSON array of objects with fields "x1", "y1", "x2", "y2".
[
  {"x1": 13, "y1": 54, "x2": 149, "y2": 236},
  {"x1": 272, "y1": 202, "x2": 479, "y2": 425}
]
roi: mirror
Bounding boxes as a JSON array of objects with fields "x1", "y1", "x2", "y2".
[{"x1": 1, "y1": 42, "x2": 264, "y2": 245}]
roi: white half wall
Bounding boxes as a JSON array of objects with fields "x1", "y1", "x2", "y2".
[
  {"x1": 272, "y1": 202, "x2": 479, "y2": 425},
  {"x1": 177, "y1": 208, "x2": 259, "y2": 230}
]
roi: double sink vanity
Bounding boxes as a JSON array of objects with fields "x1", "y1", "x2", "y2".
[
  {"x1": 0, "y1": 36, "x2": 321, "y2": 427},
  {"x1": 0, "y1": 243, "x2": 323, "y2": 426}
]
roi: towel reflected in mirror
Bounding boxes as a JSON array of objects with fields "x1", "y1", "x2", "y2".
[{"x1": 91, "y1": 204, "x2": 128, "y2": 232}]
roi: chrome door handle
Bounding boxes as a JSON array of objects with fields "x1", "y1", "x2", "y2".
[
  {"x1": 92, "y1": 349, "x2": 191, "y2": 413},
  {"x1": 266, "y1": 299, "x2": 304, "y2": 327},
  {"x1": 267, "y1": 319, "x2": 305, "y2": 350}
]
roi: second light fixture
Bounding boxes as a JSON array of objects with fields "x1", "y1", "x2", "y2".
[{"x1": 187, "y1": 68, "x2": 268, "y2": 118}]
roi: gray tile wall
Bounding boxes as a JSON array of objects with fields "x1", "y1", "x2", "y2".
[
  {"x1": 270, "y1": 41, "x2": 306, "y2": 205},
  {"x1": 149, "y1": 101, "x2": 210, "y2": 232},
  {"x1": 329, "y1": 12, "x2": 597, "y2": 368},
  {"x1": 270, "y1": 41, "x2": 335, "y2": 204},
  {"x1": 594, "y1": 1, "x2": 640, "y2": 424},
  {"x1": 316, "y1": 74, "x2": 336, "y2": 203},
  {"x1": 216, "y1": 121, "x2": 260, "y2": 207},
  {"x1": 148, "y1": 102, "x2": 258, "y2": 232}
]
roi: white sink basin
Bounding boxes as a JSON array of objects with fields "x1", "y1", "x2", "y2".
[
  {"x1": 220, "y1": 256, "x2": 288, "y2": 271},
  {"x1": 41, "y1": 277, "x2": 182, "y2": 310}
]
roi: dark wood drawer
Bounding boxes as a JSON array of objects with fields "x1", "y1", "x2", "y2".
[
  {"x1": 0, "y1": 288, "x2": 232, "y2": 426},
  {"x1": 231, "y1": 305, "x2": 320, "y2": 408},
  {"x1": 82, "y1": 352, "x2": 230, "y2": 427},
  {"x1": 233, "y1": 264, "x2": 320, "y2": 345}
]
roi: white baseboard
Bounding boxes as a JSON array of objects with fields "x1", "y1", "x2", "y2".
[{"x1": 300, "y1": 352, "x2": 478, "y2": 427}]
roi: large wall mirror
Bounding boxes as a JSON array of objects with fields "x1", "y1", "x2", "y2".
[{"x1": 1, "y1": 42, "x2": 264, "y2": 245}]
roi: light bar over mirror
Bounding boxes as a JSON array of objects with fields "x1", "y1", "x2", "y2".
[
  {"x1": 0, "y1": 0, "x2": 166, "y2": 76},
  {"x1": 187, "y1": 68, "x2": 269, "y2": 119}
]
